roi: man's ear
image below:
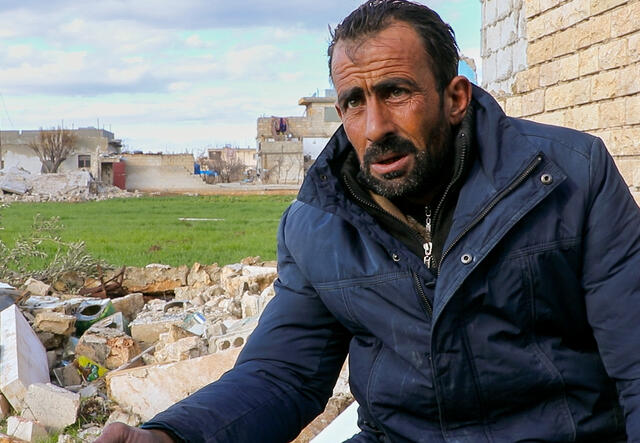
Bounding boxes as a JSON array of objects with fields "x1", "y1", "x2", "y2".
[
  {"x1": 335, "y1": 103, "x2": 344, "y2": 122},
  {"x1": 444, "y1": 76, "x2": 472, "y2": 125}
]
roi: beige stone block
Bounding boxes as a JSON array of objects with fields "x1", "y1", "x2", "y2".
[
  {"x1": 106, "y1": 347, "x2": 242, "y2": 421},
  {"x1": 522, "y1": 89, "x2": 546, "y2": 115},
  {"x1": 607, "y1": 127, "x2": 640, "y2": 155},
  {"x1": 526, "y1": 0, "x2": 542, "y2": 17},
  {"x1": 33, "y1": 311, "x2": 75, "y2": 336},
  {"x1": 541, "y1": 54, "x2": 581, "y2": 86},
  {"x1": 591, "y1": 0, "x2": 629, "y2": 15},
  {"x1": 506, "y1": 95, "x2": 523, "y2": 116},
  {"x1": 527, "y1": 13, "x2": 552, "y2": 41},
  {"x1": 611, "y1": 1, "x2": 640, "y2": 37},
  {"x1": 576, "y1": 14, "x2": 612, "y2": 48},
  {"x1": 591, "y1": 70, "x2": 619, "y2": 100},
  {"x1": 579, "y1": 45, "x2": 600, "y2": 75},
  {"x1": 557, "y1": 0, "x2": 591, "y2": 30},
  {"x1": 529, "y1": 110, "x2": 566, "y2": 126},
  {"x1": 546, "y1": 78, "x2": 591, "y2": 111},
  {"x1": 599, "y1": 39, "x2": 629, "y2": 70},
  {"x1": 613, "y1": 157, "x2": 640, "y2": 186},
  {"x1": 629, "y1": 32, "x2": 640, "y2": 62},
  {"x1": 599, "y1": 99, "x2": 627, "y2": 127},
  {"x1": 540, "y1": 0, "x2": 565, "y2": 12},
  {"x1": 627, "y1": 94, "x2": 640, "y2": 124},
  {"x1": 552, "y1": 27, "x2": 578, "y2": 58},
  {"x1": 514, "y1": 67, "x2": 541, "y2": 93},
  {"x1": 566, "y1": 103, "x2": 600, "y2": 130},
  {"x1": 617, "y1": 63, "x2": 640, "y2": 95},
  {"x1": 24, "y1": 383, "x2": 79, "y2": 431},
  {"x1": 527, "y1": 36, "x2": 554, "y2": 65}
]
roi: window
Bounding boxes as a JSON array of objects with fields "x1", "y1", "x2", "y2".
[{"x1": 78, "y1": 155, "x2": 91, "y2": 168}]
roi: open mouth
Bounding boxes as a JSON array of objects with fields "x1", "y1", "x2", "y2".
[{"x1": 370, "y1": 153, "x2": 411, "y2": 177}]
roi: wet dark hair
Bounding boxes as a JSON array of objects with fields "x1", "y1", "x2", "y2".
[{"x1": 328, "y1": 0, "x2": 459, "y2": 92}]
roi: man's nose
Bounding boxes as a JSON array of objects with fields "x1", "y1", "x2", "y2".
[{"x1": 365, "y1": 99, "x2": 394, "y2": 143}]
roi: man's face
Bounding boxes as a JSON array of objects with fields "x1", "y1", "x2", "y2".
[{"x1": 332, "y1": 22, "x2": 453, "y2": 199}]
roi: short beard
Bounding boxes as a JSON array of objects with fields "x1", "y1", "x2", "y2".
[{"x1": 356, "y1": 117, "x2": 453, "y2": 200}]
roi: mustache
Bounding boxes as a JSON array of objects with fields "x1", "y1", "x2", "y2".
[{"x1": 362, "y1": 135, "x2": 418, "y2": 166}]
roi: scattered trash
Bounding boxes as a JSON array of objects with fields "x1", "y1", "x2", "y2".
[{"x1": 75, "y1": 299, "x2": 115, "y2": 335}]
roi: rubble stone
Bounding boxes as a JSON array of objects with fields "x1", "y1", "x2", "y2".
[
  {"x1": 75, "y1": 327, "x2": 140, "y2": 370},
  {"x1": 129, "y1": 309, "x2": 185, "y2": 348},
  {"x1": 105, "y1": 408, "x2": 141, "y2": 427},
  {"x1": 6, "y1": 416, "x2": 48, "y2": 442},
  {"x1": 114, "y1": 265, "x2": 189, "y2": 294},
  {"x1": 0, "y1": 305, "x2": 50, "y2": 411},
  {"x1": 111, "y1": 292, "x2": 145, "y2": 322},
  {"x1": 208, "y1": 316, "x2": 258, "y2": 353},
  {"x1": 22, "y1": 278, "x2": 52, "y2": 297},
  {"x1": 241, "y1": 293, "x2": 265, "y2": 318},
  {"x1": 186, "y1": 262, "x2": 213, "y2": 287},
  {"x1": 106, "y1": 348, "x2": 242, "y2": 421},
  {"x1": 34, "y1": 311, "x2": 76, "y2": 336},
  {"x1": 0, "y1": 394, "x2": 11, "y2": 420},
  {"x1": 154, "y1": 336, "x2": 209, "y2": 364},
  {"x1": 23, "y1": 383, "x2": 80, "y2": 430}
]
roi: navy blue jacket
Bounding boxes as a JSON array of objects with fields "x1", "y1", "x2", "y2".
[{"x1": 144, "y1": 86, "x2": 640, "y2": 442}]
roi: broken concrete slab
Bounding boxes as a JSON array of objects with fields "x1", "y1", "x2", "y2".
[
  {"x1": 75, "y1": 327, "x2": 140, "y2": 370},
  {"x1": 21, "y1": 278, "x2": 52, "y2": 297},
  {"x1": 106, "y1": 347, "x2": 241, "y2": 421},
  {"x1": 23, "y1": 383, "x2": 80, "y2": 430},
  {"x1": 53, "y1": 364, "x2": 83, "y2": 388},
  {"x1": 0, "y1": 304, "x2": 50, "y2": 411},
  {"x1": 208, "y1": 316, "x2": 258, "y2": 353},
  {"x1": 111, "y1": 292, "x2": 144, "y2": 322},
  {"x1": 34, "y1": 311, "x2": 76, "y2": 336},
  {"x1": 6, "y1": 416, "x2": 48, "y2": 442}
]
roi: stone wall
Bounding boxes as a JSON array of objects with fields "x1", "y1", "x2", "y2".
[
  {"x1": 121, "y1": 153, "x2": 201, "y2": 192},
  {"x1": 481, "y1": 0, "x2": 640, "y2": 193}
]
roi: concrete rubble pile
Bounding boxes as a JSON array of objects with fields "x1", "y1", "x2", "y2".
[
  {"x1": 0, "y1": 167, "x2": 139, "y2": 202},
  {"x1": 0, "y1": 257, "x2": 353, "y2": 442}
]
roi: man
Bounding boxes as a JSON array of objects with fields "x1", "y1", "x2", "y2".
[{"x1": 98, "y1": 1, "x2": 640, "y2": 441}]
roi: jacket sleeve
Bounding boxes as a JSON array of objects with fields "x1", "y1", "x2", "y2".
[
  {"x1": 141, "y1": 206, "x2": 352, "y2": 442},
  {"x1": 581, "y1": 138, "x2": 640, "y2": 439}
]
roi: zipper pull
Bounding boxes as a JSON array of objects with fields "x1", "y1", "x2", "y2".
[{"x1": 424, "y1": 206, "x2": 433, "y2": 267}]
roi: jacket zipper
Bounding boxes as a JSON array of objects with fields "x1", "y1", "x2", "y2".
[
  {"x1": 437, "y1": 154, "x2": 544, "y2": 275},
  {"x1": 430, "y1": 132, "x2": 469, "y2": 269},
  {"x1": 412, "y1": 271, "x2": 432, "y2": 317},
  {"x1": 342, "y1": 175, "x2": 427, "y2": 253}
]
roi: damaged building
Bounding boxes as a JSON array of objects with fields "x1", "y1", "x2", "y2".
[
  {"x1": 256, "y1": 90, "x2": 342, "y2": 184},
  {"x1": 0, "y1": 128, "x2": 124, "y2": 188}
]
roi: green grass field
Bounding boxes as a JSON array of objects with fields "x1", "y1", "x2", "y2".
[{"x1": 0, "y1": 195, "x2": 295, "y2": 268}]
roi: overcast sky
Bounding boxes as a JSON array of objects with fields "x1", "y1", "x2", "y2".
[{"x1": 0, "y1": 1, "x2": 481, "y2": 153}]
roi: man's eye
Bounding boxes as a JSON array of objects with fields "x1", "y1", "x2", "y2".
[
  {"x1": 390, "y1": 88, "x2": 407, "y2": 98},
  {"x1": 347, "y1": 98, "x2": 361, "y2": 108}
]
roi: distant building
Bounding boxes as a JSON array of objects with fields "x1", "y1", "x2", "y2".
[
  {"x1": 0, "y1": 127, "x2": 123, "y2": 185},
  {"x1": 256, "y1": 89, "x2": 341, "y2": 184},
  {"x1": 206, "y1": 146, "x2": 257, "y2": 169}
]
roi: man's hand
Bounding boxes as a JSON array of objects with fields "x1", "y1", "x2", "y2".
[{"x1": 94, "y1": 422, "x2": 175, "y2": 443}]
